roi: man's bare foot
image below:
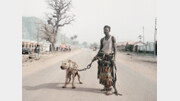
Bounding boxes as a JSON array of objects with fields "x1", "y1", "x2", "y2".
[{"x1": 105, "y1": 90, "x2": 113, "y2": 95}]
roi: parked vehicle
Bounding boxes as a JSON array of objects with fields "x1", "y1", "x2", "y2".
[
  {"x1": 60, "y1": 44, "x2": 71, "y2": 52},
  {"x1": 22, "y1": 48, "x2": 32, "y2": 54}
]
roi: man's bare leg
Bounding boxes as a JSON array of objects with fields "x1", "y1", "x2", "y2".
[{"x1": 105, "y1": 86, "x2": 113, "y2": 95}]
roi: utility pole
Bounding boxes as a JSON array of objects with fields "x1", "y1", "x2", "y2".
[
  {"x1": 154, "y1": 17, "x2": 157, "y2": 57},
  {"x1": 142, "y1": 26, "x2": 146, "y2": 54},
  {"x1": 138, "y1": 35, "x2": 142, "y2": 41},
  {"x1": 143, "y1": 26, "x2": 145, "y2": 43}
]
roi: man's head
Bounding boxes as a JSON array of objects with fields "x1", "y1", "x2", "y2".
[{"x1": 104, "y1": 25, "x2": 111, "y2": 36}]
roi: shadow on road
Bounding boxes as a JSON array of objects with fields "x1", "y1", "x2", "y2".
[{"x1": 23, "y1": 82, "x2": 103, "y2": 94}]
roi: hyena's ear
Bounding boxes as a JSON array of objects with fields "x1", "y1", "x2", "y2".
[{"x1": 68, "y1": 60, "x2": 72, "y2": 63}]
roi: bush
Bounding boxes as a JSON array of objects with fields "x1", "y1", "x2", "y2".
[{"x1": 125, "y1": 43, "x2": 134, "y2": 52}]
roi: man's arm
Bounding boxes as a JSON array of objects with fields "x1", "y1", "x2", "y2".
[{"x1": 112, "y1": 36, "x2": 117, "y2": 61}]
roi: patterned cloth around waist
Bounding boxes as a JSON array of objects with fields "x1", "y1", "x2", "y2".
[
  {"x1": 98, "y1": 64, "x2": 114, "y2": 86},
  {"x1": 97, "y1": 52, "x2": 115, "y2": 86}
]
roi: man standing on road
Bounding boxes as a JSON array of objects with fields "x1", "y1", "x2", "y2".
[
  {"x1": 93, "y1": 25, "x2": 117, "y2": 95},
  {"x1": 35, "y1": 44, "x2": 40, "y2": 60}
]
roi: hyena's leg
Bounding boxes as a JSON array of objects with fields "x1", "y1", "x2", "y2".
[
  {"x1": 62, "y1": 75, "x2": 69, "y2": 88},
  {"x1": 67, "y1": 75, "x2": 71, "y2": 84},
  {"x1": 72, "y1": 74, "x2": 76, "y2": 89},
  {"x1": 77, "y1": 72, "x2": 83, "y2": 84}
]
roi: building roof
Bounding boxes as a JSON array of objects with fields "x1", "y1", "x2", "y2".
[
  {"x1": 134, "y1": 41, "x2": 146, "y2": 46},
  {"x1": 117, "y1": 40, "x2": 135, "y2": 46}
]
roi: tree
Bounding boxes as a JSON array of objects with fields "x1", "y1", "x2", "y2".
[
  {"x1": 129, "y1": 45, "x2": 134, "y2": 52},
  {"x1": 125, "y1": 43, "x2": 134, "y2": 52},
  {"x1": 82, "y1": 41, "x2": 88, "y2": 48},
  {"x1": 70, "y1": 35, "x2": 78, "y2": 45},
  {"x1": 41, "y1": 0, "x2": 75, "y2": 51},
  {"x1": 90, "y1": 42, "x2": 98, "y2": 48},
  {"x1": 125, "y1": 43, "x2": 129, "y2": 51},
  {"x1": 70, "y1": 35, "x2": 77, "y2": 40}
]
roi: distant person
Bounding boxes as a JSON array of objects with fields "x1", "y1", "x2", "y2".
[
  {"x1": 68, "y1": 46, "x2": 71, "y2": 51},
  {"x1": 35, "y1": 44, "x2": 40, "y2": 59}
]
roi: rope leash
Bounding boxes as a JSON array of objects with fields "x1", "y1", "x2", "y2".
[
  {"x1": 75, "y1": 57, "x2": 112, "y2": 71},
  {"x1": 76, "y1": 62, "x2": 93, "y2": 71}
]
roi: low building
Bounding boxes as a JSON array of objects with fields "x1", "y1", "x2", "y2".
[
  {"x1": 133, "y1": 41, "x2": 155, "y2": 53},
  {"x1": 146, "y1": 42, "x2": 154, "y2": 52},
  {"x1": 117, "y1": 40, "x2": 155, "y2": 53},
  {"x1": 41, "y1": 41, "x2": 51, "y2": 52},
  {"x1": 117, "y1": 41, "x2": 135, "y2": 51},
  {"x1": 22, "y1": 39, "x2": 51, "y2": 52},
  {"x1": 133, "y1": 41, "x2": 146, "y2": 52}
]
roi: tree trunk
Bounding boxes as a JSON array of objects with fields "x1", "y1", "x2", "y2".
[
  {"x1": 49, "y1": 43, "x2": 55, "y2": 52},
  {"x1": 51, "y1": 43, "x2": 55, "y2": 52}
]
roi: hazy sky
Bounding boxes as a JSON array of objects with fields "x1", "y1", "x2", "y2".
[{"x1": 23, "y1": 0, "x2": 156, "y2": 44}]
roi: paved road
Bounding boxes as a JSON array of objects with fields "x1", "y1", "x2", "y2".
[{"x1": 23, "y1": 49, "x2": 156, "y2": 101}]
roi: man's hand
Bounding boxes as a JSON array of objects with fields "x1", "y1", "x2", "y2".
[
  {"x1": 112, "y1": 57, "x2": 116, "y2": 66},
  {"x1": 93, "y1": 56, "x2": 98, "y2": 60}
]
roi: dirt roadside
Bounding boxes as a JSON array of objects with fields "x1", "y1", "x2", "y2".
[
  {"x1": 116, "y1": 52, "x2": 157, "y2": 83},
  {"x1": 22, "y1": 49, "x2": 83, "y2": 77}
]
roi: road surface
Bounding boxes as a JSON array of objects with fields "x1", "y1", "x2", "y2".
[{"x1": 23, "y1": 49, "x2": 156, "y2": 101}]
